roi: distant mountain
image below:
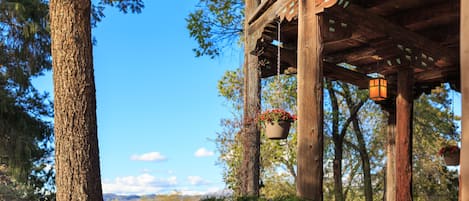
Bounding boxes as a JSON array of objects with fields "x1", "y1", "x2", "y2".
[
  {"x1": 103, "y1": 189, "x2": 232, "y2": 201},
  {"x1": 103, "y1": 193, "x2": 142, "y2": 201}
]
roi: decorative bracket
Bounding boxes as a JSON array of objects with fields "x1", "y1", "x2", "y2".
[{"x1": 315, "y1": 0, "x2": 339, "y2": 14}]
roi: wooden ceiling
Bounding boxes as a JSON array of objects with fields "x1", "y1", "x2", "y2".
[{"x1": 250, "y1": 0, "x2": 460, "y2": 95}]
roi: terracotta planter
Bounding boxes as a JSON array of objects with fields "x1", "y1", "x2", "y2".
[
  {"x1": 443, "y1": 152, "x2": 460, "y2": 166},
  {"x1": 265, "y1": 120, "x2": 291, "y2": 140}
]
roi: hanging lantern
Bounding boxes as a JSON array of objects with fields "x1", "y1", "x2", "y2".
[{"x1": 369, "y1": 78, "x2": 387, "y2": 101}]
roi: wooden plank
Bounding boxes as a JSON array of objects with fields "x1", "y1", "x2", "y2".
[
  {"x1": 296, "y1": 0, "x2": 323, "y2": 199},
  {"x1": 395, "y1": 68, "x2": 413, "y2": 201},
  {"x1": 460, "y1": 0, "x2": 469, "y2": 199},
  {"x1": 327, "y1": 3, "x2": 457, "y2": 68}
]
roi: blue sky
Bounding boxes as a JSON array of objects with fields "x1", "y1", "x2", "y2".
[{"x1": 32, "y1": 0, "x2": 243, "y2": 195}]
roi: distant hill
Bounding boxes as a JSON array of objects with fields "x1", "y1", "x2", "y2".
[
  {"x1": 103, "y1": 194, "x2": 141, "y2": 201},
  {"x1": 103, "y1": 193, "x2": 204, "y2": 201},
  {"x1": 103, "y1": 189, "x2": 232, "y2": 201}
]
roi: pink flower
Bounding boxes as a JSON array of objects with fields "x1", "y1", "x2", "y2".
[
  {"x1": 258, "y1": 108, "x2": 297, "y2": 125},
  {"x1": 438, "y1": 145, "x2": 460, "y2": 156}
]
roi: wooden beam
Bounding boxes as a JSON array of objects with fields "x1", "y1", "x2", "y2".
[
  {"x1": 459, "y1": 0, "x2": 469, "y2": 199},
  {"x1": 241, "y1": 0, "x2": 261, "y2": 196},
  {"x1": 395, "y1": 68, "x2": 413, "y2": 201},
  {"x1": 323, "y1": 63, "x2": 370, "y2": 89},
  {"x1": 248, "y1": 0, "x2": 277, "y2": 24},
  {"x1": 247, "y1": 0, "x2": 287, "y2": 52},
  {"x1": 367, "y1": 0, "x2": 446, "y2": 16},
  {"x1": 297, "y1": 0, "x2": 323, "y2": 199},
  {"x1": 327, "y1": 3, "x2": 457, "y2": 68},
  {"x1": 390, "y1": 1, "x2": 459, "y2": 31},
  {"x1": 259, "y1": 44, "x2": 370, "y2": 88},
  {"x1": 414, "y1": 67, "x2": 459, "y2": 83}
]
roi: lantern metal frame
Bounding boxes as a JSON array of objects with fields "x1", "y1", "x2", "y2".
[{"x1": 369, "y1": 77, "x2": 387, "y2": 101}]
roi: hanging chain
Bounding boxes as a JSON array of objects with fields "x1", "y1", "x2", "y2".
[
  {"x1": 451, "y1": 88, "x2": 456, "y2": 135},
  {"x1": 276, "y1": 20, "x2": 282, "y2": 108}
]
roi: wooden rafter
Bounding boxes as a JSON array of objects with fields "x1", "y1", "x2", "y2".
[
  {"x1": 367, "y1": 0, "x2": 447, "y2": 16},
  {"x1": 326, "y1": 3, "x2": 457, "y2": 68}
]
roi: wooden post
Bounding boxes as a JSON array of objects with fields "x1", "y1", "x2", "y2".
[
  {"x1": 459, "y1": 0, "x2": 469, "y2": 200},
  {"x1": 384, "y1": 105, "x2": 396, "y2": 201},
  {"x1": 241, "y1": 0, "x2": 261, "y2": 196},
  {"x1": 395, "y1": 68, "x2": 413, "y2": 201},
  {"x1": 297, "y1": 0, "x2": 324, "y2": 200}
]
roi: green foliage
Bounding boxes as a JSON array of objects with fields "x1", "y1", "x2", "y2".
[
  {"x1": 91, "y1": 0, "x2": 144, "y2": 28},
  {"x1": 186, "y1": 0, "x2": 244, "y2": 58},
  {"x1": 412, "y1": 84, "x2": 460, "y2": 200},
  {"x1": 0, "y1": 2, "x2": 54, "y2": 199}
]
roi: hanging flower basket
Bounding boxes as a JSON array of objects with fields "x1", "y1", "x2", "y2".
[
  {"x1": 438, "y1": 145, "x2": 460, "y2": 166},
  {"x1": 259, "y1": 109, "x2": 296, "y2": 140},
  {"x1": 265, "y1": 120, "x2": 291, "y2": 139}
]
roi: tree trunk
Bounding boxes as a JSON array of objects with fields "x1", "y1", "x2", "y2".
[
  {"x1": 384, "y1": 105, "x2": 396, "y2": 201},
  {"x1": 353, "y1": 119, "x2": 373, "y2": 201},
  {"x1": 341, "y1": 83, "x2": 372, "y2": 201},
  {"x1": 50, "y1": 0, "x2": 103, "y2": 200},
  {"x1": 326, "y1": 80, "x2": 344, "y2": 201}
]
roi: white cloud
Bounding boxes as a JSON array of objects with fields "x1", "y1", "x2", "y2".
[
  {"x1": 187, "y1": 176, "x2": 210, "y2": 185},
  {"x1": 140, "y1": 168, "x2": 152, "y2": 173},
  {"x1": 130, "y1": 152, "x2": 167, "y2": 162},
  {"x1": 194, "y1": 148, "x2": 214, "y2": 157},
  {"x1": 102, "y1": 174, "x2": 177, "y2": 195}
]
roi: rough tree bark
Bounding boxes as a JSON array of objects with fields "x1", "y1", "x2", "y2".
[
  {"x1": 327, "y1": 81, "x2": 344, "y2": 201},
  {"x1": 50, "y1": 0, "x2": 103, "y2": 200}
]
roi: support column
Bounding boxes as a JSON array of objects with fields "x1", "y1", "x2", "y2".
[
  {"x1": 459, "y1": 0, "x2": 469, "y2": 200},
  {"x1": 297, "y1": 0, "x2": 324, "y2": 200},
  {"x1": 384, "y1": 104, "x2": 396, "y2": 201},
  {"x1": 395, "y1": 69, "x2": 413, "y2": 201},
  {"x1": 241, "y1": 0, "x2": 261, "y2": 196}
]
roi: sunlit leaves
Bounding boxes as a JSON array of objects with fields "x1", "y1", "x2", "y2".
[{"x1": 186, "y1": 0, "x2": 244, "y2": 58}]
